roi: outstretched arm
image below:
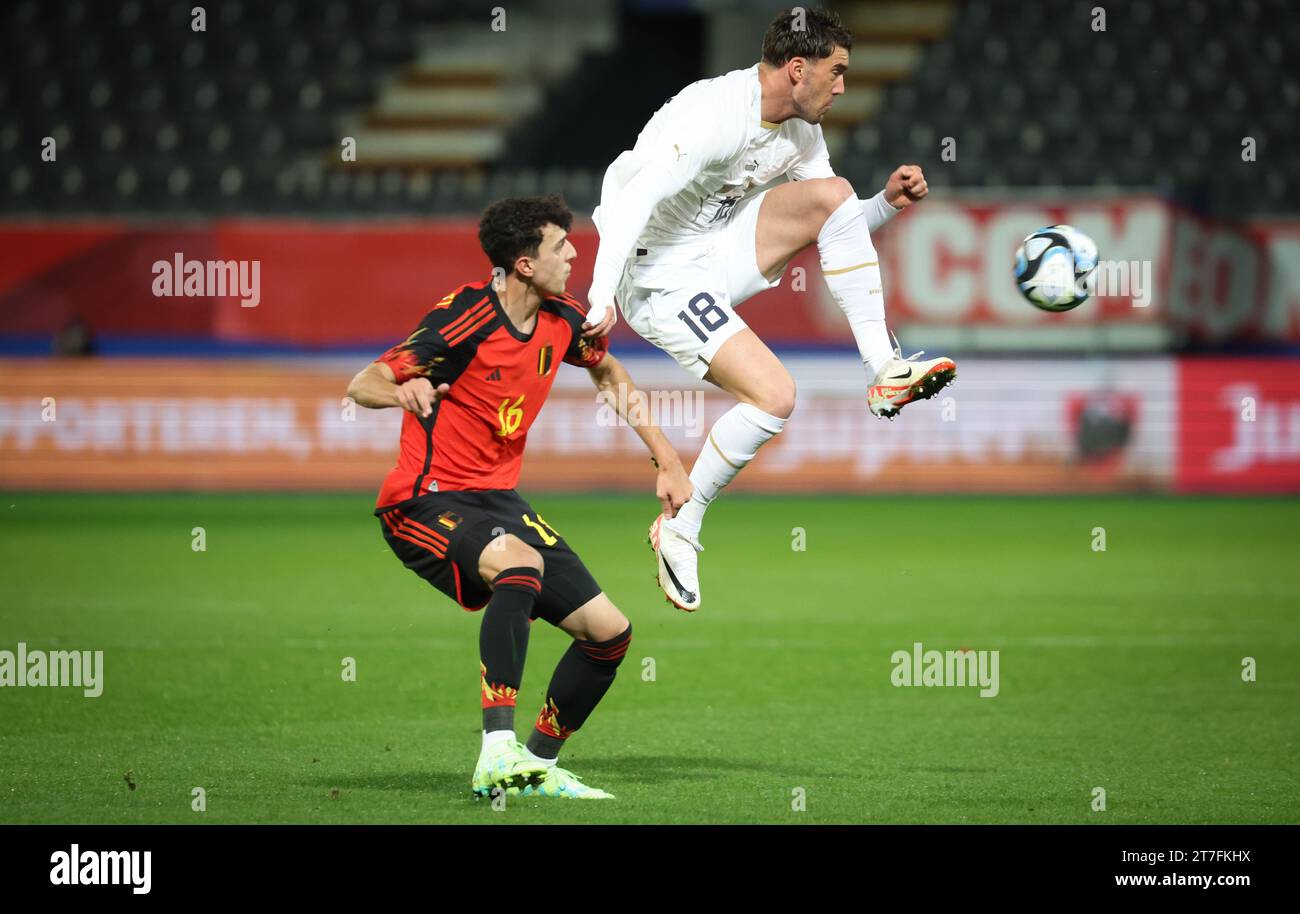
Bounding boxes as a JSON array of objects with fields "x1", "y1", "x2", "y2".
[
  {"x1": 587, "y1": 352, "x2": 692, "y2": 517},
  {"x1": 347, "y1": 361, "x2": 449, "y2": 418}
]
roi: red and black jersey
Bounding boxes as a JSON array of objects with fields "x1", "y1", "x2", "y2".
[{"x1": 373, "y1": 277, "x2": 608, "y2": 508}]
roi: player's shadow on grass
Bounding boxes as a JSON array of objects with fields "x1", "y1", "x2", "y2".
[
  {"x1": 304, "y1": 772, "x2": 469, "y2": 793},
  {"x1": 588, "y1": 755, "x2": 839, "y2": 782},
  {"x1": 303, "y1": 754, "x2": 829, "y2": 794}
]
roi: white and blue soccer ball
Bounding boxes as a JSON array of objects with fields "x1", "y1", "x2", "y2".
[{"x1": 1013, "y1": 224, "x2": 1099, "y2": 312}]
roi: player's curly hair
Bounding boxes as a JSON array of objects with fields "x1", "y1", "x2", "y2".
[
  {"x1": 761, "y1": 7, "x2": 853, "y2": 66},
  {"x1": 478, "y1": 195, "x2": 574, "y2": 273}
]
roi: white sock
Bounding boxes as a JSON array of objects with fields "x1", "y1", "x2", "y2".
[
  {"x1": 818, "y1": 195, "x2": 896, "y2": 378},
  {"x1": 667, "y1": 403, "x2": 786, "y2": 539},
  {"x1": 523, "y1": 745, "x2": 558, "y2": 768},
  {"x1": 482, "y1": 729, "x2": 515, "y2": 753}
]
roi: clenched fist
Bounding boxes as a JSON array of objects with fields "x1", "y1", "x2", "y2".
[{"x1": 884, "y1": 164, "x2": 929, "y2": 210}]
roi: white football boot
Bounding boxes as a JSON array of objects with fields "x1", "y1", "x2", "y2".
[
  {"x1": 647, "y1": 514, "x2": 702, "y2": 612},
  {"x1": 867, "y1": 336, "x2": 957, "y2": 419}
]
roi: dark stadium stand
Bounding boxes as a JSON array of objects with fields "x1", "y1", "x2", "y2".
[
  {"x1": 844, "y1": 0, "x2": 1300, "y2": 215},
  {"x1": 1, "y1": 0, "x2": 1296, "y2": 217}
]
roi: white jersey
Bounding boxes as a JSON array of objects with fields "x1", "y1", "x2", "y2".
[{"x1": 592, "y1": 64, "x2": 834, "y2": 268}]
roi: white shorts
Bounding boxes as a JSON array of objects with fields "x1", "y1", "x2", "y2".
[{"x1": 617, "y1": 189, "x2": 781, "y2": 379}]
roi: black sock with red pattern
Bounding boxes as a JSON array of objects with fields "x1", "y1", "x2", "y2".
[
  {"x1": 526, "y1": 624, "x2": 632, "y2": 760},
  {"x1": 479, "y1": 567, "x2": 542, "y2": 732}
]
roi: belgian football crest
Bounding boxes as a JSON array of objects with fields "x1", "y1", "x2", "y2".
[{"x1": 537, "y1": 343, "x2": 554, "y2": 376}]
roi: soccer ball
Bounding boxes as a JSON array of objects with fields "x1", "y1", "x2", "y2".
[{"x1": 1013, "y1": 224, "x2": 1099, "y2": 312}]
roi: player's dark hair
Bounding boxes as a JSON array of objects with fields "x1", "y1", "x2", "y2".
[
  {"x1": 761, "y1": 7, "x2": 853, "y2": 66},
  {"x1": 478, "y1": 195, "x2": 574, "y2": 273}
]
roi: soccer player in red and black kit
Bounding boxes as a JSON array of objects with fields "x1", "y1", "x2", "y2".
[{"x1": 347, "y1": 195, "x2": 691, "y2": 800}]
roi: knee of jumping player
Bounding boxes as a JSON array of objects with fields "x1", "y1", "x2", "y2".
[
  {"x1": 810, "y1": 176, "x2": 855, "y2": 220},
  {"x1": 751, "y1": 372, "x2": 797, "y2": 420}
]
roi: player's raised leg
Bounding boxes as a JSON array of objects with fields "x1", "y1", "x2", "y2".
[
  {"x1": 511, "y1": 593, "x2": 631, "y2": 799},
  {"x1": 653, "y1": 176, "x2": 958, "y2": 611},
  {"x1": 754, "y1": 176, "x2": 956, "y2": 418},
  {"x1": 470, "y1": 534, "x2": 550, "y2": 798},
  {"x1": 660, "y1": 177, "x2": 915, "y2": 590}
]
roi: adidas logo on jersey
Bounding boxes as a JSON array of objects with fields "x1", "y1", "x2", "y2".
[{"x1": 485, "y1": 368, "x2": 502, "y2": 381}]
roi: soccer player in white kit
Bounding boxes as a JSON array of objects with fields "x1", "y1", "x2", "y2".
[{"x1": 583, "y1": 8, "x2": 957, "y2": 611}]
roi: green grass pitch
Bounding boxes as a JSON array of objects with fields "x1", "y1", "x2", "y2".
[{"x1": 1, "y1": 492, "x2": 1296, "y2": 824}]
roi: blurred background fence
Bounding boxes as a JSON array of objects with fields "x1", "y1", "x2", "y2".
[{"x1": 2, "y1": 0, "x2": 1297, "y2": 494}]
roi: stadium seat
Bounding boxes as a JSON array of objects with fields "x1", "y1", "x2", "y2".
[{"x1": 0, "y1": 0, "x2": 1294, "y2": 217}]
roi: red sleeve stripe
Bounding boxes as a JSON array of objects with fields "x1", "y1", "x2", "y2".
[
  {"x1": 445, "y1": 312, "x2": 496, "y2": 346},
  {"x1": 440, "y1": 297, "x2": 493, "y2": 338}
]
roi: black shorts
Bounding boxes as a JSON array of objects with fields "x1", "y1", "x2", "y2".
[{"x1": 376, "y1": 489, "x2": 602, "y2": 627}]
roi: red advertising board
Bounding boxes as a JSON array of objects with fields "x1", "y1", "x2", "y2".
[
  {"x1": 0, "y1": 355, "x2": 1178, "y2": 494},
  {"x1": 1177, "y1": 358, "x2": 1300, "y2": 492},
  {"x1": 3, "y1": 355, "x2": 1297, "y2": 493},
  {"x1": 3, "y1": 200, "x2": 1299, "y2": 349}
]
